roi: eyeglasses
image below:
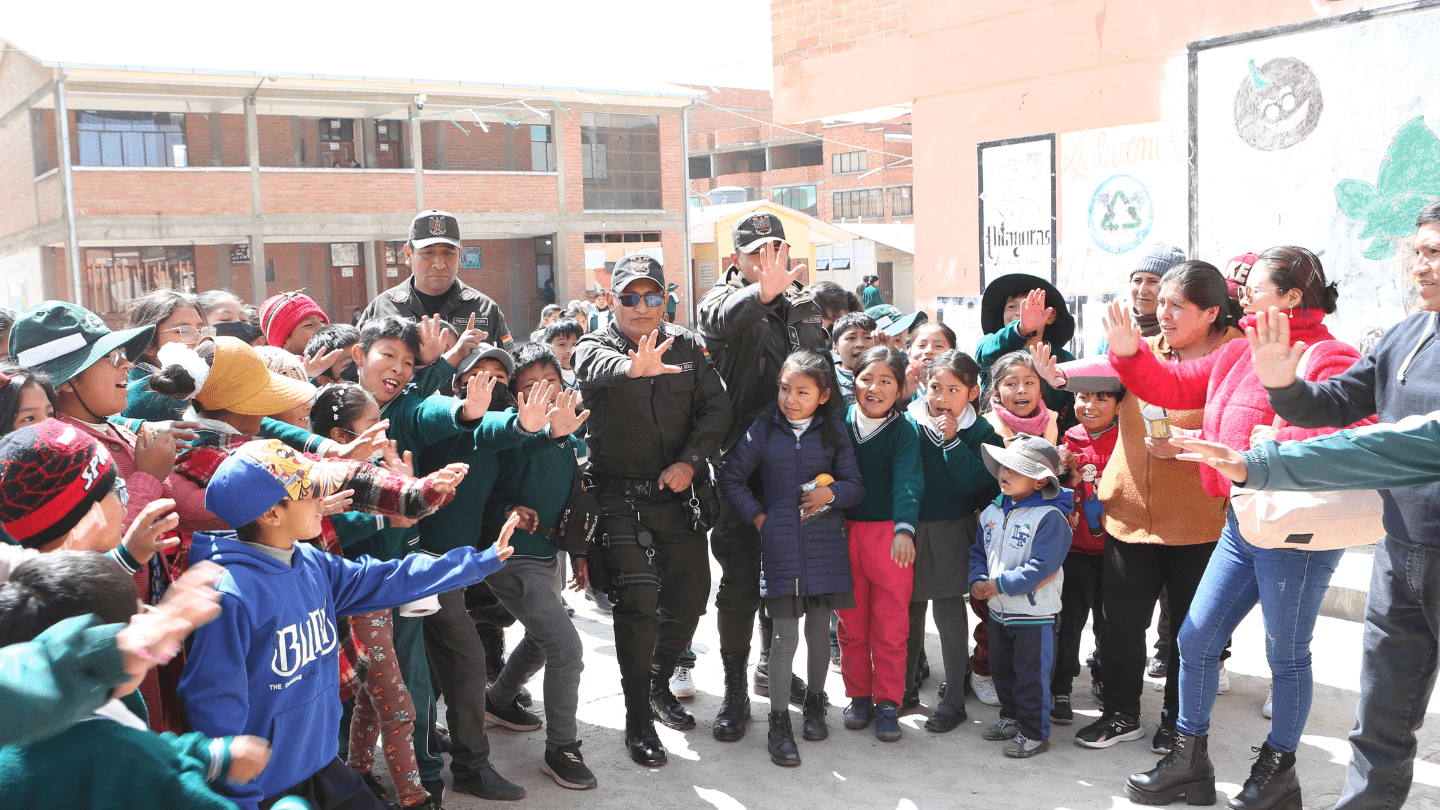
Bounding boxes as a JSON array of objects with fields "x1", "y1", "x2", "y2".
[
  {"x1": 113, "y1": 476, "x2": 128, "y2": 508},
  {"x1": 1240, "y1": 286, "x2": 1283, "y2": 300},
  {"x1": 615, "y1": 293, "x2": 664, "y2": 308},
  {"x1": 160, "y1": 325, "x2": 216, "y2": 344}
]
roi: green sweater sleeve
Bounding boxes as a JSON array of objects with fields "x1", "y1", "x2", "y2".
[
  {"x1": 330, "y1": 510, "x2": 386, "y2": 549},
  {"x1": 976, "y1": 321, "x2": 1029, "y2": 370},
  {"x1": 390, "y1": 394, "x2": 467, "y2": 457},
  {"x1": 0, "y1": 614, "x2": 128, "y2": 746},
  {"x1": 257, "y1": 418, "x2": 333, "y2": 455},
  {"x1": 1244, "y1": 413, "x2": 1440, "y2": 492},
  {"x1": 891, "y1": 423, "x2": 924, "y2": 537}
]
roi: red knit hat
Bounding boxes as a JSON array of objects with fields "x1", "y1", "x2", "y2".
[
  {"x1": 1225, "y1": 253, "x2": 1260, "y2": 302},
  {"x1": 259, "y1": 291, "x2": 328, "y2": 349},
  {"x1": 0, "y1": 418, "x2": 118, "y2": 548}
]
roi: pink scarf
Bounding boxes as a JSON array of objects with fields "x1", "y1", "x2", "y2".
[{"x1": 991, "y1": 398, "x2": 1052, "y2": 437}]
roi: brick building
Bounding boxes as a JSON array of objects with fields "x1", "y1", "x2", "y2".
[{"x1": 0, "y1": 39, "x2": 698, "y2": 330}]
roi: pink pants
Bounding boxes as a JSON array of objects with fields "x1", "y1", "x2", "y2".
[
  {"x1": 347, "y1": 610, "x2": 426, "y2": 807},
  {"x1": 837, "y1": 520, "x2": 914, "y2": 704}
]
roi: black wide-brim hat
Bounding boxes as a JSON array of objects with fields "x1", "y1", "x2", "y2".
[{"x1": 980, "y1": 274, "x2": 1075, "y2": 347}]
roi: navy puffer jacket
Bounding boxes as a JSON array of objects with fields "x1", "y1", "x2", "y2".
[{"x1": 719, "y1": 408, "x2": 866, "y2": 598}]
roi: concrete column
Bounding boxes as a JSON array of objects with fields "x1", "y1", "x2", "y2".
[
  {"x1": 54, "y1": 77, "x2": 82, "y2": 306},
  {"x1": 353, "y1": 118, "x2": 368, "y2": 169},
  {"x1": 362, "y1": 239, "x2": 379, "y2": 303},
  {"x1": 291, "y1": 117, "x2": 304, "y2": 167},
  {"x1": 409, "y1": 105, "x2": 424, "y2": 210},
  {"x1": 361, "y1": 117, "x2": 378, "y2": 167},
  {"x1": 218, "y1": 243, "x2": 233, "y2": 289},
  {"x1": 764, "y1": 146, "x2": 772, "y2": 171},
  {"x1": 245, "y1": 96, "x2": 267, "y2": 305},
  {"x1": 682, "y1": 105, "x2": 696, "y2": 325},
  {"x1": 552, "y1": 111, "x2": 566, "y2": 213},
  {"x1": 550, "y1": 111, "x2": 568, "y2": 304},
  {"x1": 553, "y1": 231, "x2": 568, "y2": 305},
  {"x1": 504, "y1": 124, "x2": 515, "y2": 171},
  {"x1": 434, "y1": 119, "x2": 446, "y2": 171}
]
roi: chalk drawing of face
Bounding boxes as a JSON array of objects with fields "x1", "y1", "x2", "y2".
[{"x1": 1233, "y1": 57, "x2": 1323, "y2": 151}]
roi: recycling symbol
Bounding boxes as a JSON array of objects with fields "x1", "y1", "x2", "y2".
[{"x1": 1088, "y1": 174, "x2": 1154, "y2": 255}]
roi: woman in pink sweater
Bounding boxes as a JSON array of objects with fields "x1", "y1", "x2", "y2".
[{"x1": 1113, "y1": 247, "x2": 1372, "y2": 810}]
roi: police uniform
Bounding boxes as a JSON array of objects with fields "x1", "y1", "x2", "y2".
[
  {"x1": 572, "y1": 254, "x2": 730, "y2": 765},
  {"x1": 359, "y1": 210, "x2": 514, "y2": 348},
  {"x1": 693, "y1": 213, "x2": 831, "y2": 739}
]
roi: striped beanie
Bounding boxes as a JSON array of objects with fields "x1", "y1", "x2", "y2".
[
  {"x1": 0, "y1": 419, "x2": 117, "y2": 548},
  {"x1": 259, "y1": 291, "x2": 328, "y2": 349}
]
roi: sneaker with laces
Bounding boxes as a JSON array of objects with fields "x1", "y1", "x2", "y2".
[
  {"x1": 1217, "y1": 664, "x2": 1231, "y2": 695},
  {"x1": 1262, "y1": 683, "x2": 1273, "y2": 719},
  {"x1": 1004, "y1": 732, "x2": 1050, "y2": 758},
  {"x1": 982, "y1": 717, "x2": 1020, "y2": 741},
  {"x1": 874, "y1": 700, "x2": 902, "y2": 742},
  {"x1": 843, "y1": 696, "x2": 874, "y2": 730},
  {"x1": 1146, "y1": 655, "x2": 1168, "y2": 678},
  {"x1": 485, "y1": 689, "x2": 543, "y2": 731},
  {"x1": 542, "y1": 741, "x2": 598, "y2": 790},
  {"x1": 1075, "y1": 711, "x2": 1145, "y2": 748},
  {"x1": 669, "y1": 666, "x2": 696, "y2": 699},
  {"x1": 1050, "y1": 693, "x2": 1073, "y2": 725},
  {"x1": 970, "y1": 673, "x2": 1000, "y2": 707},
  {"x1": 829, "y1": 648, "x2": 842, "y2": 673}
]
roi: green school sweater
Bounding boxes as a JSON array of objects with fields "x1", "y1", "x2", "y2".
[
  {"x1": 491, "y1": 427, "x2": 585, "y2": 559},
  {"x1": 910, "y1": 406, "x2": 1004, "y2": 521},
  {"x1": 417, "y1": 408, "x2": 547, "y2": 555},
  {"x1": 0, "y1": 714, "x2": 234, "y2": 810},
  {"x1": 0, "y1": 614, "x2": 128, "y2": 747},
  {"x1": 844, "y1": 405, "x2": 924, "y2": 536}
]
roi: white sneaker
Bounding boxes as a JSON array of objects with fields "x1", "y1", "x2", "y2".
[
  {"x1": 1216, "y1": 664, "x2": 1230, "y2": 695},
  {"x1": 971, "y1": 673, "x2": 1000, "y2": 707},
  {"x1": 1262, "y1": 683, "x2": 1273, "y2": 719},
  {"x1": 669, "y1": 666, "x2": 696, "y2": 699}
]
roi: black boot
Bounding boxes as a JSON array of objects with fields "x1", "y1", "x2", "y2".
[
  {"x1": 1125, "y1": 733, "x2": 1217, "y2": 806},
  {"x1": 713, "y1": 650, "x2": 752, "y2": 741},
  {"x1": 649, "y1": 662, "x2": 695, "y2": 730},
  {"x1": 801, "y1": 690, "x2": 828, "y2": 741},
  {"x1": 622, "y1": 677, "x2": 667, "y2": 767},
  {"x1": 1229, "y1": 743, "x2": 1301, "y2": 810},
  {"x1": 767, "y1": 710, "x2": 801, "y2": 766}
]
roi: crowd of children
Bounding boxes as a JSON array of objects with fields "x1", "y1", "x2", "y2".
[{"x1": 0, "y1": 223, "x2": 1394, "y2": 810}]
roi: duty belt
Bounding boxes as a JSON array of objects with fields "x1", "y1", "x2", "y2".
[{"x1": 593, "y1": 476, "x2": 678, "y2": 501}]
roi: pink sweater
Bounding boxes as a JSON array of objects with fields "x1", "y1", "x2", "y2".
[{"x1": 1108, "y1": 309, "x2": 1373, "y2": 497}]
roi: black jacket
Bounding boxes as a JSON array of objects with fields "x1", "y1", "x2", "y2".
[
  {"x1": 1267, "y1": 310, "x2": 1440, "y2": 547},
  {"x1": 361, "y1": 276, "x2": 513, "y2": 348},
  {"x1": 698, "y1": 266, "x2": 828, "y2": 453},
  {"x1": 572, "y1": 321, "x2": 731, "y2": 480}
]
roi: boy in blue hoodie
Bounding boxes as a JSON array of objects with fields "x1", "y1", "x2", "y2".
[
  {"x1": 968, "y1": 434, "x2": 1073, "y2": 759},
  {"x1": 178, "y1": 439, "x2": 517, "y2": 810}
]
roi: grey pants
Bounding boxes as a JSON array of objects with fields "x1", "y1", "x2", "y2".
[
  {"x1": 906, "y1": 596, "x2": 970, "y2": 711},
  {"x1": 486, "y1": 556, "x2": 584, "y2": 748},
  {"x1": 768, "y1": 613, "x2": 831, "y2": 714},
  {"x1": 423, "y1": 587, "x2": 492, "y2": 778}
]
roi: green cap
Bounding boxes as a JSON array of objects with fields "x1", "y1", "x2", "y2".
[{"x1": 10, "y1": 301, "x2": 155, "y2": 385}]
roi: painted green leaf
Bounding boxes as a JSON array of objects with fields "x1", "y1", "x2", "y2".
[
  {"x1": 1362, "y1": 238, "x2": 1396, "y2": 260},
  {"x1": 1334, "y1": 179, "x2": 1379, "y2": 220},
  {"x1": 1336, "y1": 116, "x2": 1440, "y2": 258}
]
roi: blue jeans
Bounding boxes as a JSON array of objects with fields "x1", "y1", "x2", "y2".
[
  {"x1": 1335, "y1": 535, "x2": 1440, "y2": 810},
  {"x1": 1176, "y1": 508, "x2": 1341, "y2": 751}
]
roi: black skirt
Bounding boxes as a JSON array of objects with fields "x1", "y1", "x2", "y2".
[{"x1": 762, "y1": 590, "x2": 856, "y2": 619}]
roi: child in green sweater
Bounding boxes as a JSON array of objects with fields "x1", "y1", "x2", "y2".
[{"x1": 0, "y1": 552, "x2": 270, "y2": 810}]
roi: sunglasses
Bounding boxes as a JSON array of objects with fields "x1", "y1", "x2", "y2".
[{"x1": 615, "y1": 293, "x2": 664, "y2": 308}]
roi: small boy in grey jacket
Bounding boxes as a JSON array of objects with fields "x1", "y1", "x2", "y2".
[{"x1": 968, "y1": 434, "x2": 1073, "y2": 758}]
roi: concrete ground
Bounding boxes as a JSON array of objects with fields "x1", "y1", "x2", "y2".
[{"x1": 402, "y1": 553, "x2": 1440, "y2": 810}]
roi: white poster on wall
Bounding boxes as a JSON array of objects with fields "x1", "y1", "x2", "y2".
[
  {"x1": 978, "y1": 134, "x2": 1056, "y2": 288},
  {"x1": 1194, "y1": 6, "x2": 1440, "y2": 344},
  {"x1": 1058, "y1": 121, "x2": 1189, "y2": 294}
]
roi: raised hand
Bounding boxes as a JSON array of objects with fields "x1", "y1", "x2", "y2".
[
  {"x1": 1018, "y1": 288, "x2": 1053, "y2": 338},
  {"x1": 416, "y1": 315, "x2": 446, "y2": 366},
  {"x1": 319, "y1": 488, "x2": 355, "y2": 516},
  {"x1": 442, "y1": 313, "x2": 489, "y2": 369},
  {"x1": 1247, "y1": 308, "x2": 1306, "y2": 389},
  {"x1": 516, "y1": 379, "x2": 555, "y2": 434},
  {"x1": 460, "y1": 371, "x2": 497, "y2": 422},
  {"x1": 380, "y1": 440, "x2": 414, "y2": 477},
  {"x1": 1032, "y1": 342, "x2": 1067, "y2": 388},
  {"x1": 1249, "y1": 423, "x2": 1279, "y2": 449},
  {"x1": 120, "y1": 499, "x2": 180, "y2": 566},
  {"x1": 114, "y1": 561, "x2": 224, "y2": 692},
  {"x1": 302, "y1": 347, "x2": 344, "y2": 380},
  {"x1": 133, "y1": 427, "x2": 177, "y2": 482},
  {"x1": 625, "y1": 331, "x2": 682, "y2": 378},
  {"x1": 547, "y1": 388, "x2": 590, "y2": 438},
  {"x1": 144, "y1": 420, "x2": 202, "y2": 446},
  {"x1": 494, "y1": 511, "x2": 520, "y2": 561},
  {"x1": 1101, "y1": 298, "x2": 1142, "y2": 358},
  {"x1": 1171, "y1": 436, "x2": 1250, "y2": 483},
  {"x1": 426, "y1": 462, "x2": 470, "y2": 494},
  {"x1": 332, "y1": 419, "x2": 390, "y2": 460},
  {"x1": 756, "y1": 241, "x2": 807, "y2": 304}
]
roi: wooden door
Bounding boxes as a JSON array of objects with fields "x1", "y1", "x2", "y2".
[
  {"x1": 376, "y1": 140, "x2": 400, "y2": 168},
  {"x1": 877, "y1": 261, "x2": 894, "y2": 305},
  {"x1": 329, "y1": 249, "x2": 368, "y2": 322}
]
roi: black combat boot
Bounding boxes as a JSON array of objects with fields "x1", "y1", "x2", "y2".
[
  {"x1": 622, "y1": 676, "x2": 666, "y2": 767},
  {"x1": 649, "y1": 661, "x2": 695, "y2": 730},
  {"x1": 712, "y1": 649, "x2": 752, "y2": 741},
  {"x1": 767, "y1": 710, "x2": 801, "y2": 766},
  {"x1": 801, "y1": 690, "x2": 828, "y2": 741},
  {"x1": 1229, "y1": 743, "x2": 1301, "y2": 810},
  {"x1": 1125, "y1": 733, "x2": 1217, "y2": 806}
]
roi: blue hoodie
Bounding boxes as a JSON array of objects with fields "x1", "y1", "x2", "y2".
[{"x1": 177, "y1": 532, "x2": 505, "y2": 810}]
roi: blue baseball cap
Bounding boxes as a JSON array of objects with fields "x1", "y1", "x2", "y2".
[{"x1": 205, "y1": 440, "x2": 348, "y2": 528}]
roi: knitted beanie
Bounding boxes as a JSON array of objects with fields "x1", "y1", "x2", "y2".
[
  {"x1": 259, "y1": 292, "x2": 328, "y2": 349},
  {"x1": 0, "y1": 418, "x2": 118, "y2": 548},
  {"x1": 1130, "y1": 243, "x2": 1186, "y2": 280},
  {"x1": 1224, "y1": 252, "x2": 1260, "y2": 301}
]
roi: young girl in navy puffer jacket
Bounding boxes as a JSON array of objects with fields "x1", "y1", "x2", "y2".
[{"x1": 719, "y1": 350, "x2": 865, "y2": 768}]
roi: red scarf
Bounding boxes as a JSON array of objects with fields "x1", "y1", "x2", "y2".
[{"x1": 991, "y1": 398, "x2": 1052, "y2": 437}]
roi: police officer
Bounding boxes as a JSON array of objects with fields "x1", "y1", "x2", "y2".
[
  {"x1": 361, "y1": 209, "x2": 514, "y2": 348},
  {"x1": 696, "y1": 212, "x2": 830, "y2": 741},
  {"x1": 572, "y1": 254, "x2": 730, "y2": 766}
]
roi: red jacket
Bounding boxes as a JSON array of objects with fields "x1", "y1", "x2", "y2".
[
  {"x1": 1109, "y1": 309, "x2": 1374, "y2": 498},
  {"x1": 1062, "y1": 422, "x2": 1118, "y2": 554}
]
